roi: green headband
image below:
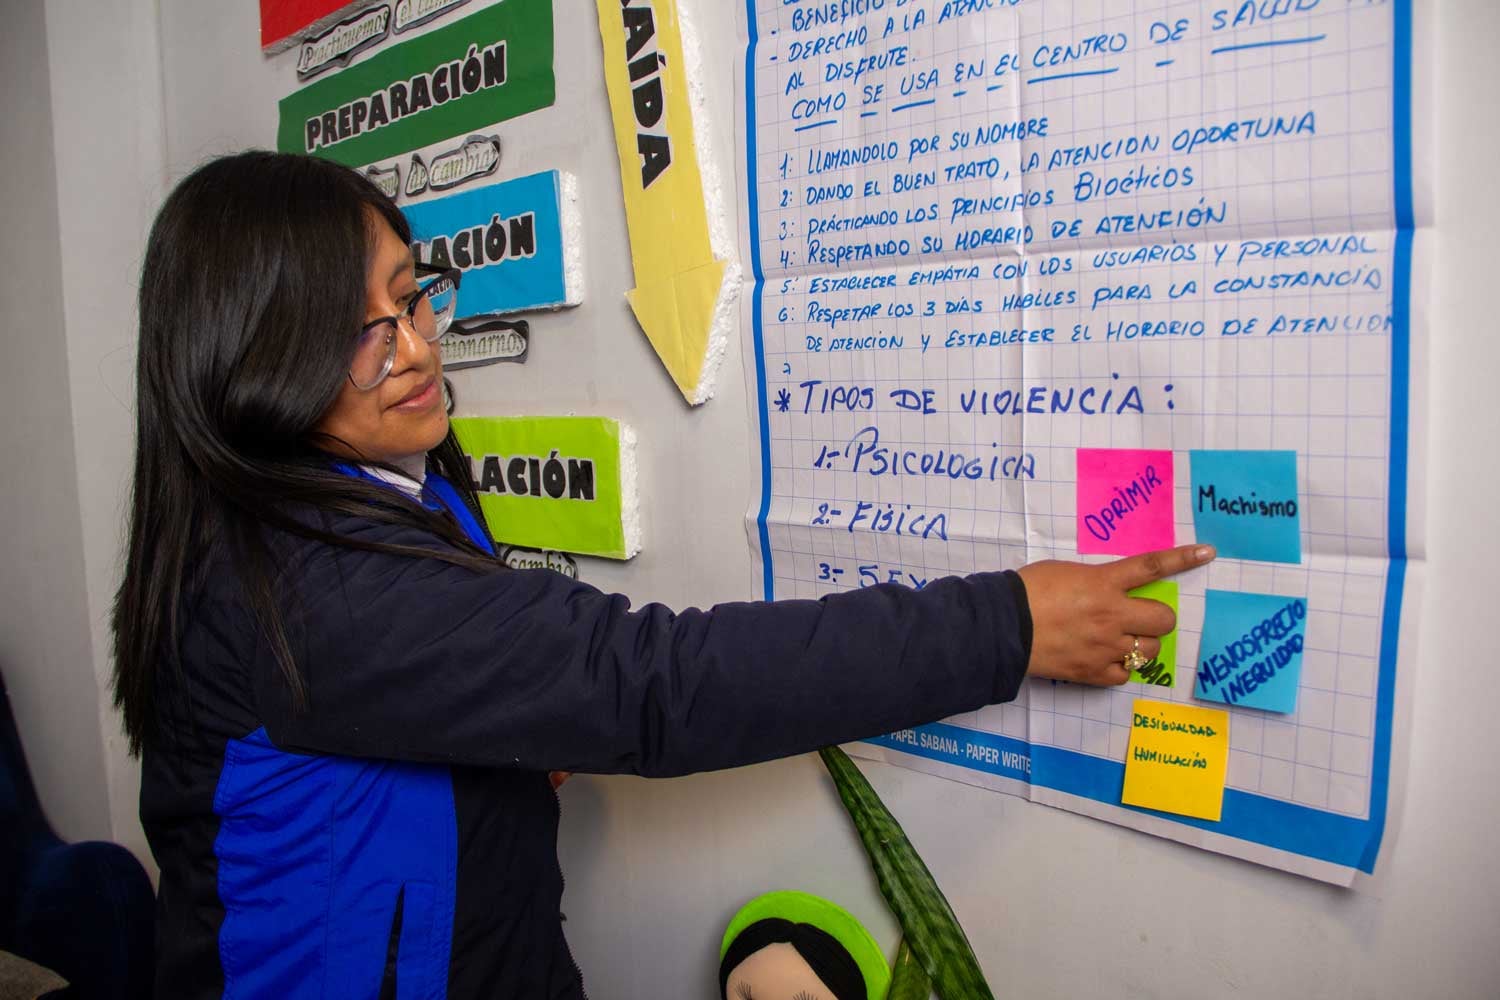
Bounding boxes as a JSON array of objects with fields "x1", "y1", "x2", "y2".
[{"x1": 720, "y1": 891, "x2": 892, "y2": 1000}]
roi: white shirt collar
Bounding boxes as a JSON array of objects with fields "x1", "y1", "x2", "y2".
[{"x1": 359, "y1": 456, "x2": 427, "y2": 497}]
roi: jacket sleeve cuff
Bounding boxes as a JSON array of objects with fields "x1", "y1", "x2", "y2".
[{"x1": 989, "y1": 569, "x2": 1033, "y2": 703}]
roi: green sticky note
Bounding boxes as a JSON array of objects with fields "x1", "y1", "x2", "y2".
[
  {"x1": 278, "y1": 0, "x2": 555, "y2": 167},
  {"x1": 452, "y1": 416, "x2": 639, "y2": 560},
  {"x1": 1128, "y1": 580, "x2": 1179, "y2": 688}
]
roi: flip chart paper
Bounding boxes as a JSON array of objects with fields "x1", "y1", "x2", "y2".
[
  {"x1": 737, "y1": 0, "x2": 1425, "y2": 883},
  {"x1": 1191, "y1": 450, "x2": 1302, "y2": 564},
  {"x1": 1123, "y1": 699, "x2": 1230, "y2": 822},
  {"x1": 1196, "y1": 591, "x2": 1309, "y2": 714}
]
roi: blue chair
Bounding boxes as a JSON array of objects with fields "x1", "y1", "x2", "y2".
[{"x1": 0, "y1": 672, "x2": 153, "y2": 999}]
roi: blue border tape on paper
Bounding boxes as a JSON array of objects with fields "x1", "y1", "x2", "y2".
[
  {"x1": 744, "y1": 0, "x2": 775, "y2": 602},
  {"x1": 403, "y1": 170, "x2": 568, "y2": 317},
  {"x1": 868, "y1": 720, "x2": 1380, "y2": 869},
  {"x1": 1365, "y1": 0, "x2": 1414, "y2": 875},
  {"x1": 745, "y1": 2, "x2": 1414, "y2": 877}
]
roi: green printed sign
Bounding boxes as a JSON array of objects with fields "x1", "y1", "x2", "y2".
[
  {"x1": 278, "y1": 0, "x2": 554, "y2": 167},
  {"x1": 452, "y1": 415, "x2": 638, "y2": 560}
]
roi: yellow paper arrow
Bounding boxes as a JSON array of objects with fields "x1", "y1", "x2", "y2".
[{"x1": 597, "y1": 0, "x2": 731, "y2": 405}]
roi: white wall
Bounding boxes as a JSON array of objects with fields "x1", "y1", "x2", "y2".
[
  {"x1": 5, "y1": 0, "x2": 1496, "y2": 996},
  {"x1": 0, "y1": 0, "x2": 112, "y2": 844},
  {"x1": 0, "y1": 0, "x2": 168, "y2": 865},
  {"x1": 43, "y1": 0, "x2": 166, "y2": 866}
]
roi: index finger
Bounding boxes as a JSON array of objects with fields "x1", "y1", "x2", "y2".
[{"x1": 1110, "y1": 544, "x2": 1216, "y2": 590}]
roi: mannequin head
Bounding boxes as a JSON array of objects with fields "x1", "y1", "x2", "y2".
[
  {"x1": 720, "y1": 919, "x2": 864, "y2": 1000},
  {"x1": 719, "y1": 892, "x2": 890, "y2": 1000}
]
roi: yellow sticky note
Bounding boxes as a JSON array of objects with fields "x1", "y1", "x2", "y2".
[{"x1": 1121, "y1": 698, "x2": 1230, "y2": 821}]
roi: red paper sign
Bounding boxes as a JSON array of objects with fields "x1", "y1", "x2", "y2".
[{"x1": 260, "y1": 0, "x2": 364, "y2": 52}]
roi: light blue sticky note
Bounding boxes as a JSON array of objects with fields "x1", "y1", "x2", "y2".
[
  {"x1": 403, "y1": 170, "x2": 572, "y2": 317},
  {"x1": 1196, "y1": 590, "x2": 1308, "y2": 714},
  {"x1": 1190, "y1": 450, "x2": 1301, "y2": 563}
]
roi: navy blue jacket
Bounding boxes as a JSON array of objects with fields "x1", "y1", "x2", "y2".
[{"x1": 140, "y1": 474, "x2": 1032, "y2": 998}]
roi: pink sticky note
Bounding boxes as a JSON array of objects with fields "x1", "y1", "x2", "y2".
[{"x1": 1076, "y1": 448, "x2": 1175, "y2": 555}]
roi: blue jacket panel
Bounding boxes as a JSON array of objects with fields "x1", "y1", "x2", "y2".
[{"x1": 213, "y1": 728, "x2": 455, "y2": 1000}]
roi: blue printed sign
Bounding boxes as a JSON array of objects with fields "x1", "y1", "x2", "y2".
[
  {"x1": 1196, "y1": 590, "x2": 1309, "y2": 714},
  {"x1": 403, "y1": 170, "x2": 578, "y2": 316},
  {"x1": 1190, "y1": 450, "x2": 1302, "y2": 564}
]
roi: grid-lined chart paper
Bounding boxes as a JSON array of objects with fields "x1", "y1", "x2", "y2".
[{"x1": 736, "y1": 0, "x2": 1424, "y2": 884}]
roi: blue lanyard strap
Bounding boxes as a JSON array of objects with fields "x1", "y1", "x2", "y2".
[
  {"x1": 332, "y1": 462, "x2": 495, "y2": 556},
  {"x1": 422, "y1": 472, "x2": 495, "y2": 555}
]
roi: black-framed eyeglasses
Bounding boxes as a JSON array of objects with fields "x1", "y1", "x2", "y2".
[{"x1": 348, "y1": 262, "x2": 462, "y2": 390}]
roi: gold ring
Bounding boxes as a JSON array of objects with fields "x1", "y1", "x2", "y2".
[{"x1": 1123, "y1": 635, "x2": 1150, "y2": 674}]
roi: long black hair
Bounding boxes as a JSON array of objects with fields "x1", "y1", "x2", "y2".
[
  {"x1": 113, "y1": 150, "x2": 498, "y2": 755},
  {"x1": 719, "y1": 918, "x2": 866, "y2": 1000}
]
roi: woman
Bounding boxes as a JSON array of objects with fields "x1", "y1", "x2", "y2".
[{"x1": 113, "y1": 151, "x2": 1209, "y2": 998}]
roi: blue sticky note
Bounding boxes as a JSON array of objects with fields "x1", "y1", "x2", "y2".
[
  {"x1": 1195, "y1": 590, "x2": 1308, "y2": 713},
  {"x1": 403, "y1": 170, "x2": 574, "y2": 317},
  {"x1": 1190, "y1": 450, "x2": 1301, "y2": 563}
]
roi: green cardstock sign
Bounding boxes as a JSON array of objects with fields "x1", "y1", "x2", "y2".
[
  {"x1": 278, "y1": 0, "x2": 554, "y2": 167},
  {"x1": 452, "y1": 416, "x2": 639, "y2": 560}
]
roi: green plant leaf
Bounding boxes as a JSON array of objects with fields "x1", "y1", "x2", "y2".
[
  {"x1": 819, "y1": 746, "x2": 995, "y2": 1000},
  {"x1": 886, "y1": 938, "x2": 934, "y2": 1000}
]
